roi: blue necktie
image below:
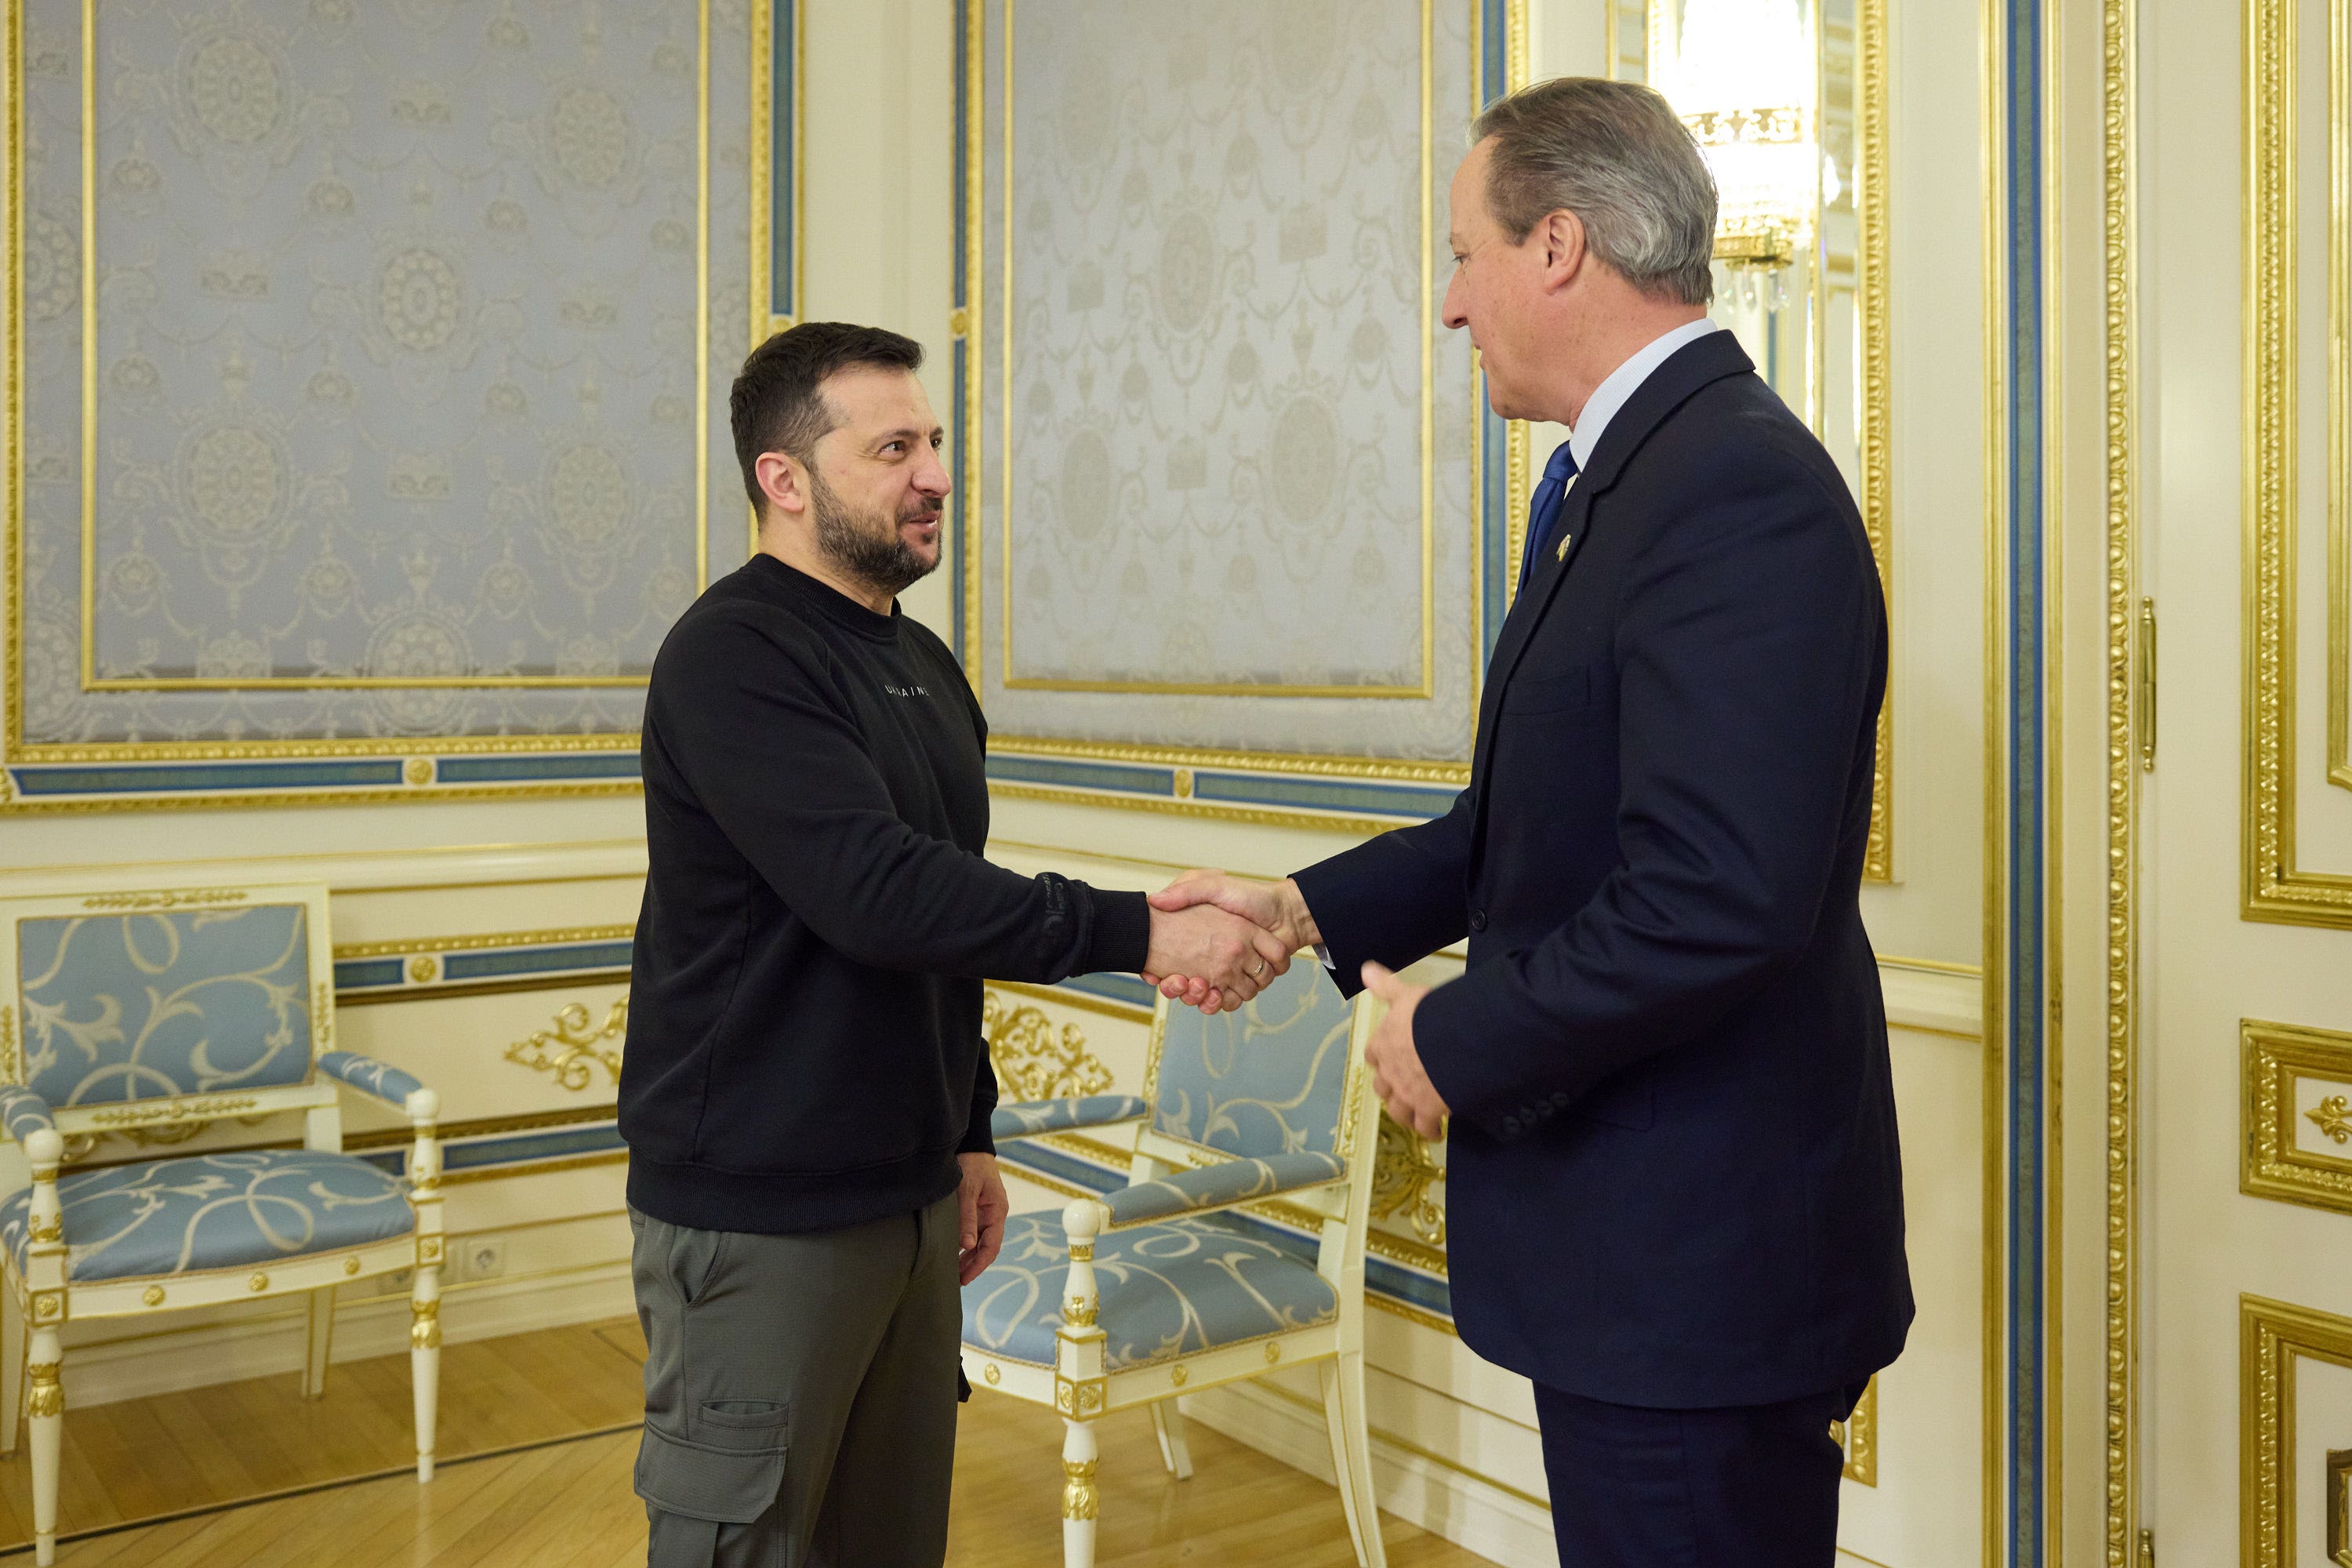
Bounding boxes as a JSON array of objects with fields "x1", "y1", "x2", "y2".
[{"x1": 1517, "y1": 439, "x2": 1580, "y2": 595}]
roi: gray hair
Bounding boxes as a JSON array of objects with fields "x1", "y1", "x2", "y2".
[{"x1": 1471, "y1": 77, "x2": 1718, "y2": 307}]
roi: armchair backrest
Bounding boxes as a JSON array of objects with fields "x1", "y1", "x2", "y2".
[
  {"x1": 0, "y1": 886, "x2": 335, "y2": 1111},
  {"x1": 1140, "y1": 963, "x2": 1363, "y2": 1165}
]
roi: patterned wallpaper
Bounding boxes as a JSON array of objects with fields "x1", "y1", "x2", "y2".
[
  {"x1": 968, "y1": 0, "x2": 1483, "y2": 764},
  {"x1": 13, "y1": 0, "x2": 753, "y2": 747}
]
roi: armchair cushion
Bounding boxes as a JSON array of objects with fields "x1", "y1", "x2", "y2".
[
  {"x1": 317, "y1": 1051, "x2": 426, "y2": 1107},
  {"x1": 0, "y1": 1149, "x2": 413, "y2": 1283},
  {"x1": 990, "y1": 1094, "x2": 1148, "y2": 1142},
  {"x1": 962, "y1": 1210, "x2": 1336, "y2": 1371},
  {"x1": 1102, "y1": 1151, "x2": 1346, "y2": 1229},
  {"x1": 0, "y1": 1088, "x2": 55, "y2": 1145}
]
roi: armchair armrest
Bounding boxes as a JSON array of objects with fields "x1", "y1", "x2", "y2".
[
  {"x1": 0, "y1": 1087, "x2": 55, "y2": 1148},
  {"x1": 990, "y1": 1094, "x2": 1147, "y2": 1143},
  {"x1": 1102, "y1": 1150, "x2": 1346, "y2": 1229},
  {"x1": 318, "y1": 1051, "x2": 429, "y2": 1114}
]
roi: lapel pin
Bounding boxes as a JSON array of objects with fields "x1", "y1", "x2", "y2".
[{"x1": 1555, "y1": 533, "x2": 1573, "y2": 562}]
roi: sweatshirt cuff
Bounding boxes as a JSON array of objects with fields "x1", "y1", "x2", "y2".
[
  {"x1": 1078, "y1": 887, "x2": 1152, "y2": 978},
  {"x1": 958, "y1": 1114, "x2": 997, "y2": 1157}
]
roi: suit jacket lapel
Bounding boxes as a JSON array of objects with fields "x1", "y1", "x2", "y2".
[{"x1": 1467, "y1": 331, "x2": 1759, "y2": 847}]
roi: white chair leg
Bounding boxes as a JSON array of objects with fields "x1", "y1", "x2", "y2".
[
  {"x1": 302, "y1": 1287, "x2": 335, "y2": 1399},
  {"x1": 1319, "y1": 1352, "x2": 1388, "y2": 1568},
  {"x1": 1061, "y1": 1416, "x2": 1098, "y2": 1568},
  {"x1": 1148, "y1": 1398, "x2": 1194, "y2": 1481},
  {"x1": 1, "y1": 1285, "x2": 24, "y2": 1457},
  {"x1": 27, "y1": 1327, "x2": 61, "y2": 1567},
  {"x1": 410, "y1": 1261, "x2": 442, "y2": 1483}
]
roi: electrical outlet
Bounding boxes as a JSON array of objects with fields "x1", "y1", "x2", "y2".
[{"x1": 460, "y1": 1238, "x2": 506, "y2": 1282}]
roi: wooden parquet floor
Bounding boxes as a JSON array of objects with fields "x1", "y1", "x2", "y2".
[{"x1": 0, "y1": 1318, "x2": 1499, "y2": 1566}]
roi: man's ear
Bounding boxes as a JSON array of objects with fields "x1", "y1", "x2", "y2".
[
  {"x1": 1537, "y1": 209, "x2": 1587, "y2": 292},
  {"x1": 756, "y1": 451, "x2": 806, "y2": 518}
]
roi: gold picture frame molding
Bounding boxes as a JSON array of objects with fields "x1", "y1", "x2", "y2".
[
  {"x1": 2241, "y1": 1294, "x2": 2352, "y2": 1568},
  {"x1": 2, "y1": 0, "x2": 804, "y2": 808},
  {"x1": 982, "y1": 0, "x2": 1440, "y2": 700},
  {"x1": 2245, "y1": 0, "x2": 2352, "y2": 924}
]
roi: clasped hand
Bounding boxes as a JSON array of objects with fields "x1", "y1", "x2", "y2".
[{"x1": 1145, "y1": 872, "x2": 1449, "y2": 1140}]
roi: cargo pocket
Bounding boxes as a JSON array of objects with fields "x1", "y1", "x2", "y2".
[{"x1": 635, "y1": 1421, "x2": 787, "y2": 1524}]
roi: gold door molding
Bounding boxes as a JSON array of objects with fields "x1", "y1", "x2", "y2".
[
  {"x1": 2245, "y1": 0, "x2": 2352, "y2": 924},
  {"x1": 2242, "y1": 1017, "x2": 2352, "y2": 1218},
  {"x1": 2242, "y1": 1295, "x2": 2352, "y2": 1568}
]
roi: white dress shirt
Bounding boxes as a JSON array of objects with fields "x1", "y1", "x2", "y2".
[{"x1": 1567, "y1": 315, "x2": 1727, "y2": 470}]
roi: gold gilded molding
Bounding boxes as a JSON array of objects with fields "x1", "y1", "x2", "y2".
[
  {"x1": 410, "y1": 1298, "x2": 442, "y2": 1352},
  {"x1": 2245, "y1": 0, "x2": 2352, "y2": 924},
  {"x1": 1370, "y1": 1109, "x2": 1446, "y2": 1246},
  {"x1": 333, "y1": 924, "x2": 636, "y2": 963},
  {"x1": 0, "y1": 6, "x2": 754, "y2": 811},
  {"x1": 2311, "y1": 1094, "x2": 2352, "y2": 1143},
  {"x1": 80, "y1": 888, "x2": 247, "y2": 913},
  {"x1": 503, "y1": 1000, "x2": 628, "y2": 1093},
  {"x1": 2243, "y1": 1018, "x2": 2352, "y2": 1218},
  {"x1": 1060, "y1": 1457, "x2": 1099, "y2": 1519},
  {"x1": 1857, "y1": 0, "x2": 1893, "y2": 884},
  {"x1": 2337, "y1": 0, "x2": 2352, "y2": 797},
  {"x1": 987, "y1": 978, "x2": 1152, "y2": 1025},
  {"x1": 25, "y1": 1360, "x2": 60, "y2": 1420},
  {"x1": 989, "y1": 0, "x2": 1438, "y2": 700},
  {"x1": 958, "y1": 1, "x2": 1516, "y2": 800},
  {"x1": 1831, "y1": 1372, "x2": 1878, "y2": 1486},
  {"x1": 89, "y1": 1094, "x2": 259, "y2": 1129},
  {"x1": 2243, "y1": 1294, "x2": 2352, "y2": 1568},
  {"x1": 67, "y1": 0, "x2": 713, "y2": 691},
  {"x1": 982, "y1": 989, "x2": 1115, "y2": 1101},
  {"x1": 2103, "y1": 0, "x2": 2143, "y2": 1558}
]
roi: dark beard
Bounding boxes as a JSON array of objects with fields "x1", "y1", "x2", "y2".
[{"x1": 808, "y1": 467, "x2": 938, "y2": 598}]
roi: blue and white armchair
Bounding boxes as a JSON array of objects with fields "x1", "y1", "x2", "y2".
[
  {"x1": 0, "y1": 884, "x2": 444, "y2": 1565},
  {"x1": 965, "y1": 964, "x2": 1388, "y2": 1568}
]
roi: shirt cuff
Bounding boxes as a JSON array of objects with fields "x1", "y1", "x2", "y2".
[
  {"x1": 1314, "y1": 942, "x2": 1337, "y2": 971},
  {"x1": 1077, "y1": 887, "x2": 1153, "y2": 977}
]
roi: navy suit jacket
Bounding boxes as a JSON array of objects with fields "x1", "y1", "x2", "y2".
[{"x1": 1294, "y1": 332, "x2": 1913, "y2": 1409}]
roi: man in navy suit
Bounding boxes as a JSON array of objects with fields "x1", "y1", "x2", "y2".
[{"x1": 1152, "y1": 78, "x2": 1911, "y2": 1566}]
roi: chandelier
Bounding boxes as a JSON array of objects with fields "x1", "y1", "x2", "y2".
[{"x1": 1658, "y1": 0, "x2": 1818, "y2": 272}]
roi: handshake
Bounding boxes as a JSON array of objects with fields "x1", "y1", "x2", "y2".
[
  {"x1": 1138, "y1": 869, "x2": 1446, "y2": 1137},
  {"x1": 1138, "y1": 869, "x2": 1321, "y2": 1014}
]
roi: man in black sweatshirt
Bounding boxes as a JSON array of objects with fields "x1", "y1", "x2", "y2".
[{"x1": 619, "y1": 322, "x2": 1287, "y2": 1567}]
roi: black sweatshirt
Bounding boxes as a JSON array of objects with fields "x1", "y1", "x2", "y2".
[{"x1": 619, "y1": 554, "x2": 1152, "y2": 1234}]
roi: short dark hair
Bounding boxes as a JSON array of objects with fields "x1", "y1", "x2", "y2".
[{"x1": 730, "y1": 321, "x2": 925, "y2": 510}]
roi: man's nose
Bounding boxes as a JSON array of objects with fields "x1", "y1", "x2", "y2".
[
  {"x1": 914, "y1": 446, "x2": 951, "y2": 499},
  {"x1": 1441, "y1": 272, "x2": 1468, "y2": 330}
]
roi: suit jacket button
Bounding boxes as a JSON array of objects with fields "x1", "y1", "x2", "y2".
[
  {"x1": 1469, "y1": 909, "x2": 1488, "y2": 932},
  {"x1": 1500, "y1": 1115, "x2": 1521, "y2": 1137},
  {"x1": 1552, "y1": 1091, "x2": 1572, "y2": 1108}
]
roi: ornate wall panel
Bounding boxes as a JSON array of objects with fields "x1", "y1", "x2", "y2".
[
  {"x1": 953, "y1": 0, "x2": 1526, "y2": 830},
  {"x1": 2, "y1": 0, "x2": 798, "y2": 810},
  {"x1": 2245, "y1": 0, "x2": 2352, "y2": 923}
]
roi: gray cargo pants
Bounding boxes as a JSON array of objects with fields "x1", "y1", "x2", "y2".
[{"x1": 629, "y1": 1192, "x2": 964, "y2": 1567}]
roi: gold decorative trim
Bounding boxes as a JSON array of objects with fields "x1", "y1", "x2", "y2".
[
  {"x1": 2245, "y1": 0, "x2": 2352, "y2": 924},
  {"x1": 25, "y1": 1360, "x2": 60, "y2": 1419},
  {"x1": 88, "y1": 1094, "x2": 259, "y2": 1130},
  {"x1": 332, "y1": 924, "x2": 636, "y2": 963},
  {"x1": 2328, "y1": 1448, "x2": 2352, "y2": 1566},
  {"x1": 2103, "y1": 0, "x2": 2142, "y2": 1557},
  {"x1": 2243, "y1": 1294, "x2": 2352, "y2": 1568},
  {"x1": 80, "y1": 888, "x2": 247, "y2": 913},
  {"x1": 24, "y1": 1214, "x2": 60, "y2": 1245},
  {"x1": 960, "y1": 0, "x2": 1497, "y2": 793},
  {"x1": 985, "y1": 978, "x2": 1152, "y2": 1025},
  {"x1": 982, "y1": 990, "x2": 1115, "y2": 1101},
  {"x1": 1370, "y1": 1110, "x2": 1446, "y2": 1246},
  {"x1": 2243, "y1": 1018, "x2": 2352, "y2": 1217},
  {"x1": 503, "y1": 1000, "x2": 628, "y2": 1092},
  {"x1": 140, "y1": 1286, "x2": 162, "y2": 1306},
  {"x1": 410, "y1": 1298, "x2": 441, "y2": 1351},
  {"x1": 1831, "y1": 1373, "x2": 1878, "y2": 1486},
  {"x1": 1857, "y1": 0, "x2": 1894, "y2": 884},
  {"x1": 344, "y1": 1104, "x2": 616, "y2": 1152},
  {"x1": 1062, "y1": 1294, "x2": 1098, "y2": 1328},
  {"x1": 1060, "y1": 1457, "x2": 1099, "y2": 1520},
  {"x1": 1053, "y1": 1373, "x2": 1105, "y2": 1419},
  {"x1": 989, "y1": 734, "x2": 1469, "y2": 786}
]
